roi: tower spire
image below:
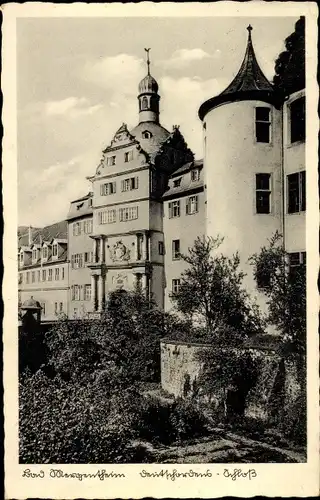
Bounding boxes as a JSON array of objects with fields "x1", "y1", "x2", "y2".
[{"x1": 144, "y1": 48, "x2": 151, "y2": 76}]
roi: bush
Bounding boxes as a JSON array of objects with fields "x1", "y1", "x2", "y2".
[
  {"x1": 136, "y1": 396, "x2": 209, "y2": 445},
  {"x1": 19, "y1": 371, "x2": 145, "y2": 463}
]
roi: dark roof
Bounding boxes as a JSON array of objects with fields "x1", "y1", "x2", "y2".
[
  {"x1": 163, "y1": 160, "x2": 204, "y2": 200},
  {"x1": 170, "y1": 159, "x2": 203, "y2": 178},
  {"x1": 18, "y1": 220, "x2": 67, "y2": 248},
  {"x1": 130, "y1": 121, "x2": 170, "y2": 161},
  {"x1": 71, "y1": 192, "x2": 93, "y2": 203},
  {"x1": 199, "y1": 26, "x2": 281, "y2": 120}
]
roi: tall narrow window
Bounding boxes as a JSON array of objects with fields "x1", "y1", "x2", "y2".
[
  {"x1": 255, "y1": 107, "x2": 271, "y2": 143},
  {"x1": 55, "y1": 268, "x2": 60, "y2": 280},
  {"x1": 84, "y1": 284, "x2": 92, "y2": 301},
  {"x1": 256, "y1": 174, "x2": 271, "y2": 214},
  {"x1": 288, "y1": 171, "x2": 306, "y2": 213},
  {"x1": 48, "y1": 269, "x2": 53, "y2": 281},
  {"x1": 158, "y1": 241, "x2": 164, "y2": 255},
  {"x1": 52, "y1": 244, "x2": 58, "y2": 257},
  {"x1": 59, "y1": 302, "x2": 63, "y2": 312},
  {"x1": 100, "y1": 182, "x2": 116, "y2": 196},
  {"x1": 172, "y1": 240, "x2": 180, "y2": 260},
  {"x1": 124, "y1": 150, "x2": 133, "y2": 162},
  {"x1": 186, "y1": 195, "x2": 199, "y2": 215},
  {"x1": 31, "y1": 271, "x2": 35, "y2": 283},
  {"x1": 290, "y1": 97, "x2": 305, "y2": 143}
]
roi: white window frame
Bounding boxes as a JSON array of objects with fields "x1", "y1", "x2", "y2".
[
  {"x1": 255, "y1": 173, "x2": 272, "y2": 214},
  {"x1": 99, "y1": 209, "x2": 117, "y2": 224},
  {"x1": 255, "y1": 107, "x2": 271, "y2": 144},
  {"x1": 52, "y1": 243, "x2": 58, "y2": 257},
  {"x1": 172, "y1": 279, "x2": 181, "y2": 293},
  {"x1": 169, "y1": 200, "x2": 180, "y2": 218},
  {"x1": 55, "y1": 267, "x2": 60, "y2": 280},
  {"x1": 191, "y1": 169, "x2": 200, "y2": 182},
  {"x1": 124, "y1": 150, "x2": 133, "y2": 162},
  {"x1": 119, "y1": 206, "x2": 138, "y2": 222},
  {"x1": 84, "y1": 284, "x2": 92, "y2": 301},
  {"x1": 73, "y1": 222, "x2": 81, "y2": 236},
  {"x1": 186, "y1": 195, "x2": 198, "y2": 215},
  {"x1": 172, "y1": 239, "x2": 181, "y2": 260}
]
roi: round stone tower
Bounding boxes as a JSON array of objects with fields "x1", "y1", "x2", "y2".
[{"x1": 198, "y1": 26, "x2": 283, "y2": 313}]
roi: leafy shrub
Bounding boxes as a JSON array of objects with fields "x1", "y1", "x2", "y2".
[
  {"x1": 19, "y1": 371, "x2": 144, "y2": 463},
  {"x1": 135, "y1": 396, "x2": 208, "y2": 445}
]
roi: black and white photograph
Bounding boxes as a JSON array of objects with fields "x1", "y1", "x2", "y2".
[{"x1": 3, "y1": 2, "x2": 319, "y2": 497}]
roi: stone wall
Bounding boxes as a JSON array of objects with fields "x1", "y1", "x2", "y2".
[
  {"x1": 160, "y1": 339, "x2": 306, "y2": 435},
  {"x1": 160, "y1": 340, "x2": 211, "y2": 398}
]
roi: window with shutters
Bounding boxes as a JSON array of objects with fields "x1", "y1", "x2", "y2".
[
  {"x1": 119, "y1": 206, "x2": 138, "y2": 222},
  {"x1": 172, "y1": 240, "x2": 180, "y2": 260},
  {"x1": 72, "y1": 285, "x2": 81, "y2": 301},
  {"x1": 256, "y1": 174, "x2": 271, "y2": 214},
  {"x1": 124, "y1": 150, "x2": 133, "y2": 162},
  {"x1": 99, "y1": 209, "x2": 116, "y2": 224},
  {"x1": 186, "y1": 195, "x2": 198, "y2": 215},
  {"x1": 121, "y1": 177, "x2": 139, "y2": 191},
  {"x1": 72, "y1": 253, "x2": 83, "y2": 269},
  {"x1": 168, "y1": 200, "x2": 180, "y2": 218},
  {"x1": 100, "y1": 182, "x2": 116, "y2": 196},
  {"x1": 106, "y1": 156, "x2": 116, "y2": 166},
  {"x1": 287, "y1": 171, "x2": 306, "y2": 213},
  {"x1": 83, "y1": 219, "x2": 93, "y2": 234},
  {"x1": 255, "y1": 107, "x2": 271, "y2": 143}
]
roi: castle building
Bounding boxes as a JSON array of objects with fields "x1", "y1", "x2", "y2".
[{"x1": 18, "y1": 25, "x2": 305, "y2": 323}]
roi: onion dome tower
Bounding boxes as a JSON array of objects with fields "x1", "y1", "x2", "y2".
[
  {"x1": 198, "y1": 26, "x2": 283, "y2": 319},
  {"x1": 138, "y1": 48, "x2": 161, "y2": 124}
]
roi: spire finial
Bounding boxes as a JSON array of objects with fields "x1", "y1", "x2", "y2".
[
  {"x1": 144, "y1": 48, "x2": 151, "y2": 75},
  {"x1": 247, "y1": 24, "x2": 253, "y2": 40}
]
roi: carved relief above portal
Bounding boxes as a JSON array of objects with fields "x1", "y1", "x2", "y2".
[
  {"x1": 111, "y1": 273, "x2": 128, "y2": 289},
  {"x1": 108, "y1": 240, "x2": 131, "y2": 262}
]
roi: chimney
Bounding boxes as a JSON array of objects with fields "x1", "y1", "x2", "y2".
[{"x1": 28, "y1": 226, "x2": 32, "y2": 246}]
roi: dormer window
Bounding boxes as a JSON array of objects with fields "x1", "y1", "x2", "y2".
[
  {"x1": 52, "y1": 244, "x2": 58, "y2": 257},
  {"x1": 76, "y1": 202, "x2": 84, "y2": 210},
  {"x1": 42, "y1": 247, "x2": 48, "y2": 259},
  {"x1": 19, "y1": 252, "x2": 23, "y2": 264},
  {"x1": 191, "y1": 169, "x2": 200, "y2": 182},
  {"x1": 173, "y1": 178, "x2": 182, "y2": 188},
  {"x1": 142, "y1": 130, "x2": 152, "y2": 139},
  {"x1": 88, "y1": 198, "x2": 93, "y2": 207},
  {"x1": 32, "y1": 249, "x2": 38, "y2": 261},
  {"x1": 107, "y1": 155, "x2": 116, "y2": 166}
]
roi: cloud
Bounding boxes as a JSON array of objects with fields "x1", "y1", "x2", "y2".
[
  {"x1": 160, "y1": 75, "x2": 229, "y2": 158},
  {"x1": 160, "y1": 48, "x2": 220, "y2": 69},
  {"x1": 45, "y1": 97, "x2": 102, "y2": 118},
  {"x1": 82, "y1": 54, "x2": 145, "y2": 97}
]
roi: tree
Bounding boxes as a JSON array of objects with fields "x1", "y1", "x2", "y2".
[
  {"x1": 249, "y1": 232, "x2": 306, "y2": 356},
  {"x1": 273, "y1": 17, "x2": 305, "y2": 96},
  {"x1": 170, "y1": 236, "x2": 264, "y2": 337}
]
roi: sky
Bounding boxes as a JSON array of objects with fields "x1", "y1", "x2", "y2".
[{"x1": 17, "y1": 16, "x2": 298, "y2": 227}]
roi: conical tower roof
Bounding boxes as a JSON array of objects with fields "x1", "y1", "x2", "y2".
[{"x1": 199, "y1": 26, "x2": 281, "y2": 121}]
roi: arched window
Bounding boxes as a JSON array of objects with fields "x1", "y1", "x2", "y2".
[
  {"x1": 142, "y1": 130, "x2": 152, "y2": 139},
  {"x1": 141, "y1": 96, "x2": 149, "y2": 110}
]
